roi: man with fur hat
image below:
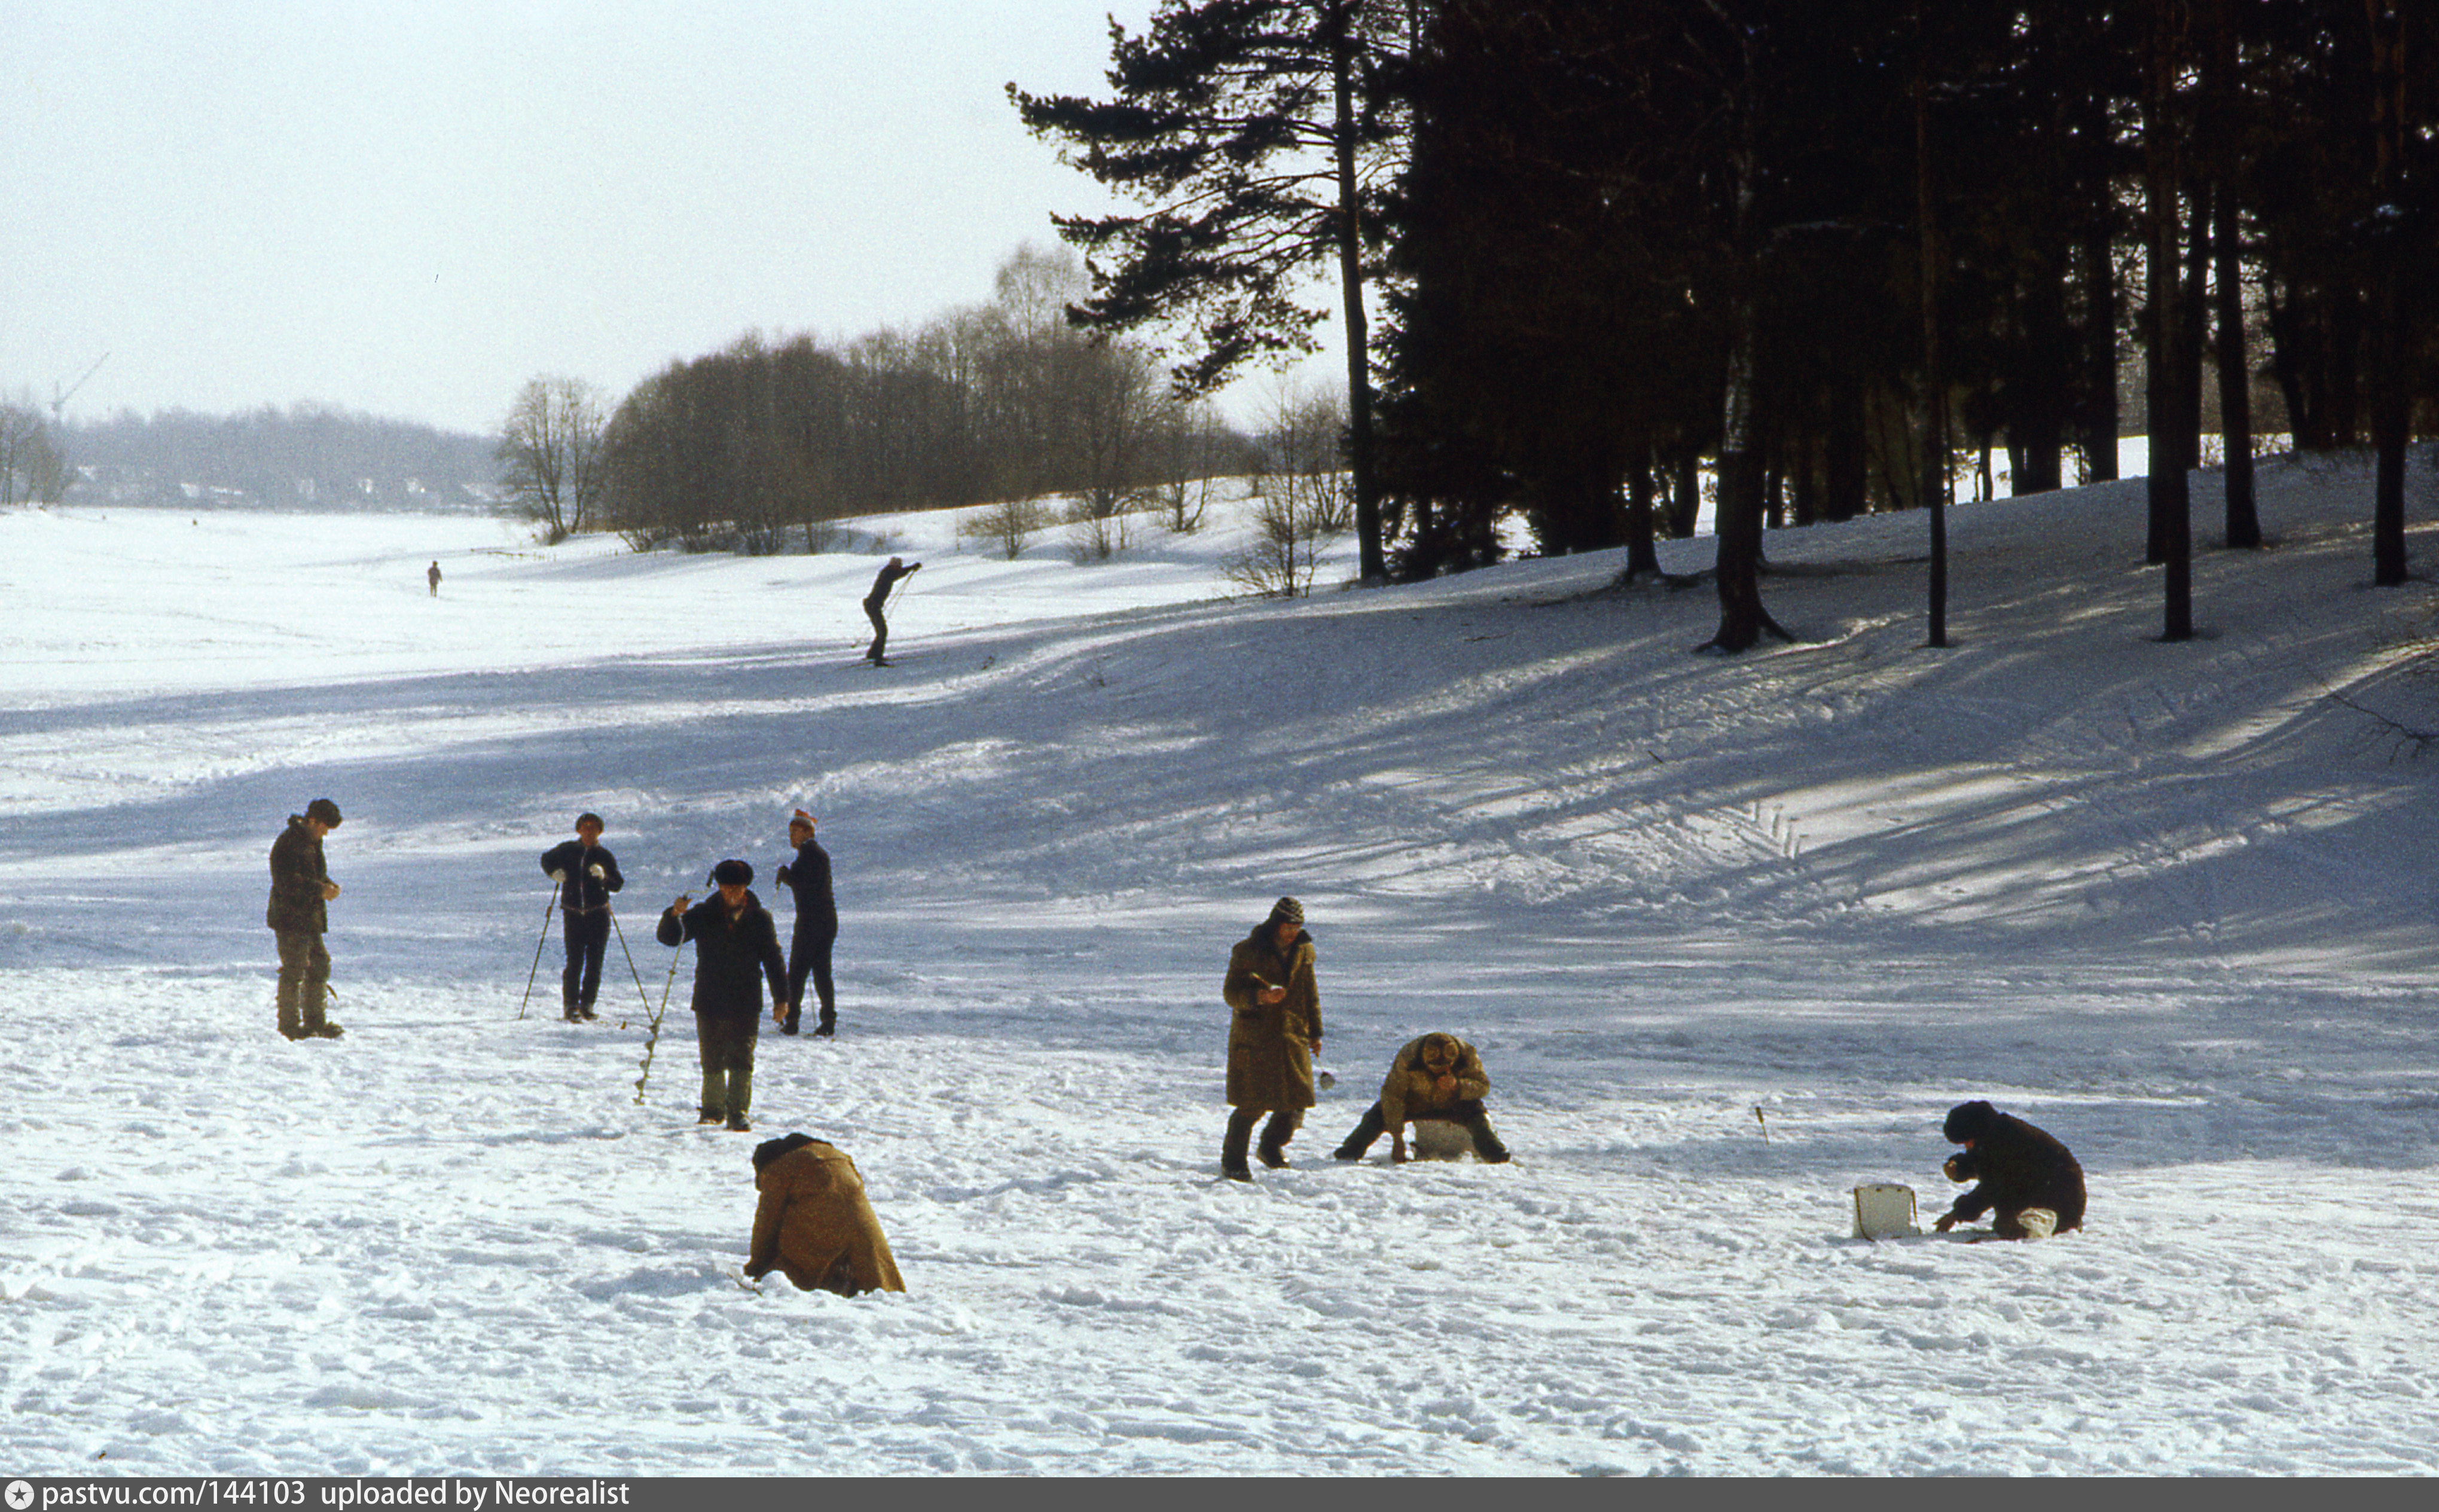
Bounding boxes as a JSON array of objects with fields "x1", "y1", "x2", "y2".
[
  {"x1": 266, "y1": 798, "x2": 346, "y2": 1041},
  {"x1": 1220, "y1": 896, "x2": 1324, "y2": 1180},
  {"x1": 746, "y1": 1133, "x2": 907, "y2": 1296},
  {"x1": 773, "y1": 809, "x2": 838, "y2": 1037},
  {"x1": 539, "y1": 812, "x2": 625, "y2": 1022},
  {"x1": 657, "y1": 860, "x2": 788, "y2": 1131},
  {"x1": 1334, "y1": 1032, "x2": 1511, "y2": 1164},
  {"x1": 1935, "y1": 1100, "x2": 2086, "y2": 1239}
]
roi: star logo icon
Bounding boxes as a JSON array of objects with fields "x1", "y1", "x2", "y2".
[{"x1": 5, "y1": 1480, "x2": 34, "y2": 1511}]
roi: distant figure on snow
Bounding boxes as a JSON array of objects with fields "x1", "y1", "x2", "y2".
[
  {"x1": 863, "y1": 555, "x2": 920, "y2": 665},
  {"x1": 774, "y1": 809, "x2": 838, "y2": 1037},
  {"x1": 539, "y1": 812, "x2": 625, "y2": 1022},
  {"x1": 1936, "y1": 1100, "x2": 2086, "y2": 1239},
  {"x1": 427, "y1": 561, "x2": 441, "y2": 596},
  {"x1": 267, "y1": 798, "x2": 346, "y2": 1041},
  {"x1": 1220, "y1": 896, "x2": 1323, "y2": 1180},
  {"x1": 1334, "y1": 1032, "x2": 1511, "y2": 1164},
  {"x1": 657, "y1": 860, "x2": 788, "y2": 1132},
  {"x1": 746, "y1": 1134, "x2": 906, "y2": 1296}
]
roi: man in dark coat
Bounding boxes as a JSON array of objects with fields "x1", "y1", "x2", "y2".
[
  {"x1": 657, "y1": 860, "x2": 788, "y2": 1131},
  {"x1": 1220, "y1": 896, "x2": 1323, "y2": 1180},
  {"x1": 266, "y1": 798, "x2": 346, "y2": 1041},
  {"x1": 540, "y1": 812, "x2": 625, "y2": 1022},
  {"x1": 774, "y1": 809, "x2": 838, "y2": 1037},
  {"x1": 1334, "y1": 1032, "x2": 1511, "y2": 1164},
  {"x1": 1936, "y1": 1100, "x2": 2087, "y2": 1239},
  {"x1": 862, "y1": 555, "x2": 920, "y2": 665}
]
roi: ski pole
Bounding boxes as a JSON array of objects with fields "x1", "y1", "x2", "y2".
[
  {"x1": 517, "y1": 879, "x2": 561, "y2": 1021},
  {"x1": 634, "y1": 893, "x2": 691, "y2": 1105},
  {"x1": 609, "y1": 906, "x2": 653, "y2": 1026}
]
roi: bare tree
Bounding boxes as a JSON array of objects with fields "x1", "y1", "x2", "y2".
[
  {"x1": 497, "y1": 376, "x2": 608, "y2": 542},
  {"x1": 960, "y1": 496, "x2": 1051, "y2": 561},
  {"x1": 1224, "y1": 380, "x2": 1351, "y2": 595},
  {"x1": 1, "y1": 398, "x2": 71, "y2": 506}
]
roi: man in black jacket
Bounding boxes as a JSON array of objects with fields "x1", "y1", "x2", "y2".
[
  {"x1": 657, "y1": 860, "x2": 789, "y2": 1131},
  {"x1": 1936, "y1": 1100, "x2": 2087, "y2": 1239},
  {"x1": 266, "y1": 798, "x2": 346, "y2": 1041},
  {"x1": 540, "y1": 812, "x2": 625, "y2": 1022},
  {"x1": 774, "y1": 809, "x2": 838, "y2": 1037}
]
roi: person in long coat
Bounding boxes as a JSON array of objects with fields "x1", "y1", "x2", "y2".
[
  {"x1": 266, "y1": 798, "x2": 346, "y2": 1040},
  {"x1": 1220, "y1": 896, "x2": 1323, "y2": 1180},
  {"x1": 745, "y1": 1134, "x2": 907, "y2": 1296},
  {"x1": 657, "y1": 859, "x2": 788, "y2": 1131},
  {"x1": 1333, "y1": 1031, "x2": 1511, "y2": 1163},
  {"x1": 1935, "y1": 1100, "x2": 2087, "y2": 1239}
]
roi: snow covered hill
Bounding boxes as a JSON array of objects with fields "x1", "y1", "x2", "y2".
[{"x1": 3, "y1": 453, "x2": 2435, "y2": 1475}]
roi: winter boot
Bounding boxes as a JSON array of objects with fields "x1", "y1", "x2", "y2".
[
  {"x1": 303, "y1": 990, "x2": 344, "y2": 1040},
  {"x1": 1221, "y1": 1110, "x2": 1256, "y2": 1181},
  {"x1": 726, "y1": 1113, "x2": 753, "y2": 1132},
  {"x1": 813, "y1": 1013, "x2": 835, "y2": 1038},
  {"x1": 780, "y1": 1008, "x2": 801, "y2": 1036},
  {"x1": 277, "y1": 997, "x2": 306, "y2": 1042},
  {"x1": 1255, "y1": 1110, "x2": 1300, "y2": 1168}
]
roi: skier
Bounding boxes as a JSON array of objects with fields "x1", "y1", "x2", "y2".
[
  {"x1": 1333, "y1": 1031, "x2": 1512, "y2": 1164},
  {"x1": 746, "y1": 1133, "x2": 907, "y2": 1296},
  {"x1": 1219, "y1": 897, "x2": 1323, "y2": 1180},
  {"x1": 426, "y1": 561, "x2": 441, "y2": 596},
  {"x1": 774, "y1": 809, "x2": 838, "y2": 1037},
  {"x1": 539, "y1": 812, "x2": 625, "y2": 1022},
  {"x1": 656, "y1": 860, "x2": 788, "y2": 1132},
  {"x1": 862, "y1": 555, "x2": 920, "y2": 665},
  {"x1": 266, "y1": 798, "x2": 346, "y2": 1041},
  {"x1": 1935, "y1": 1100, "x2": 2087, "y2": 1239}
]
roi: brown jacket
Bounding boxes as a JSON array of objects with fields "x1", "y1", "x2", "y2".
[
  {"x1": 1223, "y1": 923, "x2": 1321, "y2": 1111},
  {"x1": 746, "y1": 1137, "x2": 906, "y2": 1296},
  {"x1": 1378, "y1": 1033, "x2": 1491, "y2": 1129}
]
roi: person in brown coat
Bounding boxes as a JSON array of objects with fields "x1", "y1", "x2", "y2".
[
  {"x1": 266, "y1": 798, "x2": 346, "y2": 1041},
  {"x1": 745, "y1": 1134, "x2": 907, "y2": 1296},
  {"x1": 1220, "y1": 896, "x2": 1323, "y2": 1180},
  {"x1": 1333, "y1": 1032, "x2": 1511, "y2": 1163}
]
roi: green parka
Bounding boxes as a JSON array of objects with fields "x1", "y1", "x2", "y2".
[{"x1": 1223, "y1": 921, "x2": 1321, "y2": 1111}]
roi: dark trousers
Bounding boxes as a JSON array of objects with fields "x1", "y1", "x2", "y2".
[
  {"x1": 786, "y1": 921, "x2": 837, "y2": 1030},
  {"x1": 696, "y1": 1011, "x2": 758, "y2": 1119},
  {"x1": 1335, "y1": 1099, "x2": 1508, "y2": 1161},
  {"x1": 561, "y1": 909, "x2": 610, "y2": 1011},
  {"x1": 274, "y1": 930, "x2": 331, "y2": 1036},
  {"x1": 863, "y1": 598, "x2": 889, "y2": 662}
]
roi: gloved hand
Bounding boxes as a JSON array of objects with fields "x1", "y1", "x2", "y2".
[
  {"x1": 550, "y1": 869, "x2": 567, "y2": 883},
  {"x1": 587, "y1": 863, "x2": 606, "y2": 879}
]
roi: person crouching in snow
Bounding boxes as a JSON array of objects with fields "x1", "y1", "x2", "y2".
[
  {"x1": 1333, "y1": 1031, "x2": 1511, "y2": 1163},
  {"x1": 1935, "y1": 1099, "x2": 2086, "y2": 1239},
  {"x1": 657, "y1": 860, "x2": 787, "y2": 1132},
  {"x1": 1220, "y1": 896, "x2": 1323, "y2": 1180},
  {"x1": 745, "y1": 1134, "x2": 906, "y2": 1296}
]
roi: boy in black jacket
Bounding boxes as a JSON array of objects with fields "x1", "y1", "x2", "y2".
[{"x1": 1936, "y1": 1100, "x2": 2087, "y2": 1239}]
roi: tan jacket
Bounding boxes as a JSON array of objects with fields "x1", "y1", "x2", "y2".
[
  {"x1": 1223, "y1": 924, "x2": 1321, "y2": 1111},
  {"x1": 1378, "y1": 1033, "x2": 1490, "y2": 1129},
  {"x1": 746, "y1": 1140, "x2": 907, "y2": 1296}
]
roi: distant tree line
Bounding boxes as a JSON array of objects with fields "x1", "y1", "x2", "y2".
[
  {"x1": 1016, "y1": 0, "x2": 2438, "y2": 644},
  {"x1": 61, "y1": 404, "x2": 498, "y2": 511},
  {"x1": 557, "y1": 246, "x2": 1258, "y2": 555}
]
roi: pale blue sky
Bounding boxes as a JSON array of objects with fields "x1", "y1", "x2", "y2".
[{"x1": 3, "y1": 1, "x2": 1331, "y2": 436}]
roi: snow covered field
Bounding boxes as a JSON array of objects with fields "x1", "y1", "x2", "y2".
[{"x1": 4, "y1": 454, "x2": 2437, "y2": 1476}]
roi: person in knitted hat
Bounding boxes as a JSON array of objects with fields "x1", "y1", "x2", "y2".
[
  {"x1": 266, "y1": 798, "x2": 346, "y2": 1041},
  {"x1": 774, "y1": 810, "x2": 838, "y2": 1036},
  {"x1": 1935, "y1": 1100, "x2": 2086, "y2": 1239},
  {"x1": 1219, "y1": 896, "x2": 1323, "y2": 1180},
  {"x1": 657, "y1": 860, "x2": 788, "y2": 1131}
]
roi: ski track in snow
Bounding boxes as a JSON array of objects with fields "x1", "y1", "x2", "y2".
[{"x1": 4, "y1": 457, "x2": 2439, "y2": 1475}]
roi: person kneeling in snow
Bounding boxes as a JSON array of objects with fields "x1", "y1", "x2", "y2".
[
  {"x1": 745, "y1": 1134, "x2": 906, "y2": 1296},
  {"x1": 1334, "y1": 1032, "x2": 1511, "y2": 1164},
  {"x1": 1935, "y1": 1099, "x2": 2086, "y2": 1239}
]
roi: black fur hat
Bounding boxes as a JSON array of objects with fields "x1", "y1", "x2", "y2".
[
  {"x1": 712, "y1": 858, "x2": 753, "y2": 886},
  {"x1": 1943, "y1": 1099, "x2": 2000, "y2": 1143}
]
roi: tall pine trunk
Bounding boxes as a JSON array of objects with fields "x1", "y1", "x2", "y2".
[
  {"x1": 1329, "y1": 4, "x2": 1384, "y2": 584},
  {"x1": 2367, "y1": 0, "x2": 2410, "y2": 587},
  {"x1": 2145, "y1": 0, "x2": 2193, "y2": 639}
]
